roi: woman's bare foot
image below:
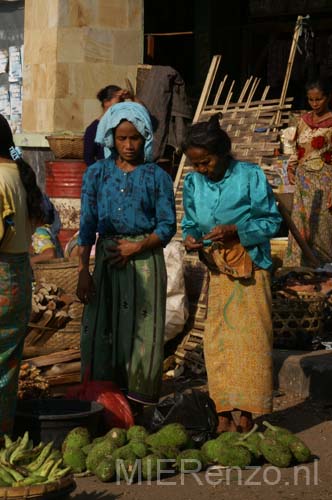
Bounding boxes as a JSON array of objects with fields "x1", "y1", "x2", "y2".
[
  {"x1": 217, "y1": 411, "x2": 237, "y2": 433},
  {"x1": 238, "y1": 411, "x2": 254, "y2": 433}
]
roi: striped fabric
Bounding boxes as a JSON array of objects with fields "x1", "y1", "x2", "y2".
[{"x1": 81, "y1": 235, "x2": 167, "y2": 405}]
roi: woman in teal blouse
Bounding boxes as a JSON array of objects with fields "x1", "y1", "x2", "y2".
[
  {"x1": 181, "y1": 115, "x2": 281, "y2": 433},
  {"x1": 77, "y1": 102, "x2": 176, "y2": 415}
]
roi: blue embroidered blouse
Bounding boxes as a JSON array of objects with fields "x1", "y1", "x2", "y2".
[
  {"x1": 78, "y1": 159, "x2": 176, "y2": 246},
  {"x1": 181, "y1": 160, "x2": 282, "y2": 269}
]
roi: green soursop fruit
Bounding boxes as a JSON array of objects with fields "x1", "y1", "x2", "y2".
[
  {"x1": 127, "y1": 425, "x2": 149, "y2": 442},
  {"x1": 289, "y1": 439, "x2": 311, "y2": 463},
  {"x1": 63, "y1": 447, "x2": 87, "y2": 473},
  {"x1": 259, "y1": 434, "x2": 292, "y2": 468},
  {"x1": 145, "y1": 424, "x2": 189, "y2": 449},
  {"x1": 62, "y1": 427, "x2": 90, "y2": 453},
  {"x1": 176, "y1": 449, "x2": 205, "y2": 471},
  {"x1": 105, "y1": 428, "x2": 127, "y2": 448},
  {"x1": 95, "y1": 458, "x2": 116, "y2": 482},
  {"x1": 86, "y1": 440, "x2": 117, "y2": 473},
  {"x1": 215, "y1": 446, "x2": 252, "y2": 468}
]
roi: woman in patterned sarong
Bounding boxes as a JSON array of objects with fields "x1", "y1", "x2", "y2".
[
  {"x1": 181, "y1": 115, "x2": 282, "y2": 433},
  {"x1": 285, "y1": 78, "x2": 332, "y2": 267},
  {"x1": 0, "y1": 115, "x2": 44, "y2": 436},
  {"x1": 77, "y1": 102, "x2": 176, "y2": 416}
]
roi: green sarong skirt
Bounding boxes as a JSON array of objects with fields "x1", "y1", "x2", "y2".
[
  {"x1": 0, "y1": 252, "x2": 31, "y2": 436},
  {"x1": 81, "y1": 236, "x2": 167, "y2": 404}
]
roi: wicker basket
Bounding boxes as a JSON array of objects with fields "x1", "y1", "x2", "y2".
[
  {"x1": 33, "y1": 258, "x2": 95, "y2": 295},
  {"x1": 0, "y1": 475, "x2": 75, "y2": 499},
  {"x1": 46, "y1": 134, "x2": 84, "y2": 159},
  {"x1": 272, "y1": 290, "x2": 325, "y2": 349}
]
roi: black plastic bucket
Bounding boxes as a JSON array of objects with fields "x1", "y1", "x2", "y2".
[{"x1": 14, "y1": 399, "x2": 104, "y2": 449}]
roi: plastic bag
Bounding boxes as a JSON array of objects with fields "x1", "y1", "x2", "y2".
[
  {"x1": 150, "y1": 389, "x2": 218, "y2": 446},
  {"x1": 66, "y1": 375, "x2": 134, "y2": 430},
  {"x1": 164, "y1": 241, "x2": 189, "y2": 342}
]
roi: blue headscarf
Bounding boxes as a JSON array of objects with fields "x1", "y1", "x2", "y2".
[{"x1": 95, "y1": 101, "x2": 153, "y2": 162}]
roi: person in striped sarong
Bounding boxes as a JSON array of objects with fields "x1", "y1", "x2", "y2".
[
  {"x1": 181, "y1": 115, "x2": 282, "y2": 433},
  {"x1": 77, "y1": 102, "x2": 176, "y2": 416},
  {"x1": 0, "y1": 114, "x2": 44, "y2": 436}
]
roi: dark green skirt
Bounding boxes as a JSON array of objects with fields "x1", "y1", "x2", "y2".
[{"x1": 81, "y1": 236, "x2": 167, "y2": 404}]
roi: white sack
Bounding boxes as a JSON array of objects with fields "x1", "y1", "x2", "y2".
[{"x1": 164, "y1": 241, "x2": 188, "y2": 342}]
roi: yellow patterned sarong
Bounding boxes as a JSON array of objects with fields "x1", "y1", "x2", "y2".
[{"x1": 204, "y1": 269, "x2": 273, "y2": 415}]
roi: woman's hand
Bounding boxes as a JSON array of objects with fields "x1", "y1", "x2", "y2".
[
  {"x1": 203, "y1": 225, "x2": 238, "y2": 243},
  {"x1": 184, "y1": 235, "x2": 204, "y2": 252},
  {"x1": 77, "y1": 268, "x2": 95, "y2": 304},
  {"x1": 105, "y1": 239, "x2": 142, "y2": 267}
]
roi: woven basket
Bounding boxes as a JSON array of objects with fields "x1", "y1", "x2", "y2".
[
  {"x1": 46, "y1": 135, "x2": 84, "y2": 159},
  {"x1": 272, "y1": 290, "x2": 325, "y2": 349},
  {"x1": 0, "y1": 475, "x2": 75, "y2": 499},
  {"x1": 33, "y1": 258, "x2": 95, "y2": 295}
]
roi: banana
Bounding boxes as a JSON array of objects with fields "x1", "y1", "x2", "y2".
[
  {"x1": 26, "y1": 442, "x2": 53, "y2": 472},
  {"x1": 0, "y1": 463, "x2": 24, "y2": 482},
  {"x1": 47, "y1": 458, "x2": 63, "y2": 479},
  {"x1": 11, "y1": 441, "x2": 45, "y2": 465},
  {"x1": 12, "y1": 474, "x2": 48, "y2": 487},
  {"x1": 50, "y1": 466, "x2": 71, "y2": 480},
  {"x1": 3, "y1": 435, "x2": 13, "y2": 449},
  {"x1": 38, "y1": 458, "x2": 55, "y2": 478},
  {"x1": 3, "y1": 438, "x2": 21, "y2": 463},
  {"x1": 10, "y1": 431, "x2": 30, "y2": 464},
  {"x1": 0, "y1": 466, "x2": 13, "y2": 486}
]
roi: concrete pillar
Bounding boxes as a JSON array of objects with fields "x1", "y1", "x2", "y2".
[{"x1": 22, "y1": 0, "x2": 144, "y2": 133}]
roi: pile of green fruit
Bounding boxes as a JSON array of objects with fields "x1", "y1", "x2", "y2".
[
  {"x1": 60, "y1": 420, "x2": 312, "y2": 483},
  {"x1": 0, "y1": 432, "x2": 71, "y2": 488},
  {"x1": 62, "y1": 423, "x2": 204, "y2": 482},
  {"x1": 201, "y1": 421, "x2": 312, "y2": 469}
]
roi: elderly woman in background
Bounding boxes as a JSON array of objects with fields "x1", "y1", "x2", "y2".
[
  {"x1": 77, "y1": 102, "x2": 176, "y2": 416},
  {"x1": 181, "y1": 115, "x2": 281, "y2": 433},
  {"x1": 0, "y1": 114, "x2": 44, "y2": 436}
]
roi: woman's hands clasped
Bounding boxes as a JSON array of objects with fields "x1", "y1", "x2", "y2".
[
  {"x1": 184, "y1": 225, "x2": 238, "y2": 252},
  {"x1": 105, "y1": 239, "x2": 143, "y2": 267}
]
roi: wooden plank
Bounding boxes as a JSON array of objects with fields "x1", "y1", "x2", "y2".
[
  {"x1": 276, "y1": 15, "x2": 303, "y2": 126},
  {"x1": 24, "y1": 349, "x2": 80, "y2": 367}
]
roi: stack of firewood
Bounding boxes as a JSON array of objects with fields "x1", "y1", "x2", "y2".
[
  {"x1": 24, "y1": 281, "x2": 82, "y2": 359},
  {"x1": 21, "y1": 281, "x2": 83, "y2": 396}
]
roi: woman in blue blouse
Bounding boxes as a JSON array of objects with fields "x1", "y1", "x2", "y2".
[
  {"x1": 77, "y1": 102, "x2": 176, "y2": 414},
  {"x1": 181, "y1": 115, "x2": 281, "y2": 433}
]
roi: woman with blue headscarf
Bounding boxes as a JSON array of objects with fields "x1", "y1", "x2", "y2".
[{"x1": 77, "y1": 102, "x2": 176, "y2": 414}]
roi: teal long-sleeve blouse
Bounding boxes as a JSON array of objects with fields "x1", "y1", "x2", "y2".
[
  {"x1": 181, "y1": 160, "x2": 282, "y2": 270},
  {"x1": 78, "y1": 159, "x2": 176, "y2": 246}
]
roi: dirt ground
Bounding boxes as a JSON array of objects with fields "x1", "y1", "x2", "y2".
[{"x1": 68, "y1": 376, "x2": 332, "y2": 500}]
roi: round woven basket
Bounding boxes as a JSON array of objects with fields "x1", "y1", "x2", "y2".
[
  {"x1": 272, "y1": 290, "x2": 325, "y2": 349},
  {"x1": 33, "y1": 258, "x2": 95, "y2": 296},
  {"x1": 46, "y1": 135, "x2": 84, "y2": 160},
  {"x1": 0, "y1": 475, "x2": 75, "y2": 499}
]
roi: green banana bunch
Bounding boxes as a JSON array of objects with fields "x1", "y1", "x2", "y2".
[{"x1": 0, "y1": 432, "x2": 72, "y2": 488}]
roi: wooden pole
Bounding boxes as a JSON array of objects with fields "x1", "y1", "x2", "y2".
[
  {"x1": 276, "y1": 15, "x2": 303, "y2": 126},
  {"x1": 173, "y1": 55, "x2": 222, "y2": 193}
]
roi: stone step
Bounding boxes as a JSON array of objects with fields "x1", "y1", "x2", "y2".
[{"x1": 273, "y1": 349, "x2": 332, "y2": 400}]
